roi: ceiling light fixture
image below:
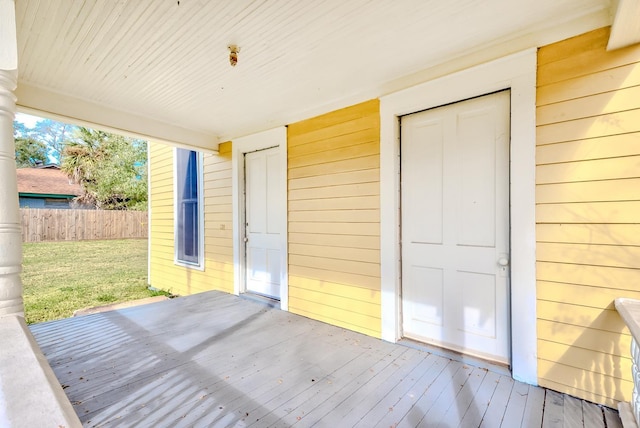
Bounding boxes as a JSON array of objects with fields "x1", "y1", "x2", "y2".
[{"x1": 228, "y1": 45, "x2": 240, "y2": 67}]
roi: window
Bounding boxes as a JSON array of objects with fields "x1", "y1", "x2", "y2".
[{"x1": 174, "y1": 148, "x2": 203, "y2": 267}]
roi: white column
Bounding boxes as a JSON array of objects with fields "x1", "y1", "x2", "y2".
[
  {"x1": 0, "y1": 70, "x2": 22, "y2": 317},
  {"x1": 0, "y1": 0, "x2": 23, "y2": 317}
]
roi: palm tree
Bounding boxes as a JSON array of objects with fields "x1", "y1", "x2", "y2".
[
  {"x1": 60, "y1": 127, "x2": 148, "y2": 210},
  {"x1": 60, "y1": 127, "x2": 108, "y2": 207}
]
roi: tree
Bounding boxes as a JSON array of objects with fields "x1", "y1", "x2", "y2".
[
  {"x1": 13, "y1": 120, "x2": 27, "y2": 138},
  {"x1": 14, "y1": 117, "x2": 77, "y2": 166},
  {"x1": 32, "y1": 119, "x2": 76, "y2": 164},
  {"x1": 61, "y1": 127, "x2": 147, "y2": 210},
  {"x1": 15, "y1": 136, "x2": 48, "y2": 167}
]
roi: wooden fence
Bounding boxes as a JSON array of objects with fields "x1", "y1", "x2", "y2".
[{"x1": 20, "y1": 209, "x2": 148, "y2": 242}]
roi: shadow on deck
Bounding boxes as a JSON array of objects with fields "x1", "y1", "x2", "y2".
[{"x1": 30, "y1": 291, "x2": 622, "y2": 427}]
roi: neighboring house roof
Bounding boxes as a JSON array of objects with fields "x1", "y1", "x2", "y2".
[{"x1": 16, "y1": 166, "x2": 82, "y2": 198}]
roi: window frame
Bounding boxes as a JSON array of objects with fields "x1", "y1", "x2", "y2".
[{"x1": 173, "y1": 148, "x2": 205, "y2": 270}]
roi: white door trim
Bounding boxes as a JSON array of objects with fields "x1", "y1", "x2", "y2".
[
  {"x1": 380, "y1": 49, "x2": 537, "y2": 385},
  {"x1": 232, "y1": 127, "x2": 288, "y2": 311}
]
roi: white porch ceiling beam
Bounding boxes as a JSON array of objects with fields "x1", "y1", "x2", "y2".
[
  {"x1": 608, "y1": 0, "x2": 640, "y2": 50},
  {"x1": 15, "y1": 83, "x2": 219, "y2": 153}
]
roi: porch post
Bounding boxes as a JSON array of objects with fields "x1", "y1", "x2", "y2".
[{"x1": 0, "y1": 0, "x2": 23, "y2": 317}]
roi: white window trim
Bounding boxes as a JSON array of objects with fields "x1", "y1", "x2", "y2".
[
  {"x1": 173, "y1": 148, "x2": 205, "y2": 271},
  {"x1": 380, "y1": 49, "x2": 538, "y2": 385},
  {"x1": 232, "y1": 127, "x2": 289, "y2": 311},
  {"x1": 147, "y1": 149, "x2": 152, "y2": 284}
]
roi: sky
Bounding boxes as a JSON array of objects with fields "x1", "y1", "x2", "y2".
[
  {"x1": 15, "y1": 112, "x2": 41, "y2": 127},
  {"x1": 15, "y1": 112, "x2": 59, "y2": 164}
]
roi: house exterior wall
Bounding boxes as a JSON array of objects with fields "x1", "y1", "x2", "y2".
[
  {"x1": 19, "y1": 196, "x2": 71, "y2": 209},
  {"x1": 146, "y1": 25, "x2": 640, "y2": 408},
  {"x1": 536, "y1": 27, "x2": 640, "y2": 407},
  {"x1": 286, "y1": 100, "x2": 382, "y2": 338},
  {"x1": 148, "y1": 141, "x2": 234, "y2": 296}
]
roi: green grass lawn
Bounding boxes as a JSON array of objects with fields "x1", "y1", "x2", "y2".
[{"x1": 22, "y1": 239, "x2": 166, "y2": 324}]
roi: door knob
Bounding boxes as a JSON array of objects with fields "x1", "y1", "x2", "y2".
[{"x1": 498, "y1": 257, "x2": 509, "y2": 266}]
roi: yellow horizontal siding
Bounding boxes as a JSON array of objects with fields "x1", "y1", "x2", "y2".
[
  {"x1": 535, "y1": 27, "x2": 640, "y2": 406},
  {"x1": 537, "y1": 27, "x2": 640, "y2": 85},
  {"x1": 536, "y1": 134, "x2": 640, "y2": 165},
  {"x1": 289, "y1": 243, "x2": 379, "y2": 264},
  {"x1": 201, "y1": 169, "x2": 233, "y2": 182},
  {"x1": 537, "y1": 242, "x2": 640, "y2": 270},
  {"x1": 537, "y1": 61, "x2": 640, "y2": 106},
  {"x1": 289, "y1": 155, "x2": 379, "y2": 180},
  {"x1": 537, "y1": 27, "x2": 609, "y2": 66},
  {"x1": 203, "y1": 178, "x2": 232, "y2": 189},
  {"x1": 289, "y1": 195, "x2": 379, "y2": 211},
  {"x1": 287, "y1": 306, "x2": 380, "y2": 338},
  {"x1": 537, "y1": 156, "x2": 640, "y2": 183},
  {"x1": 288, "y1": 274, "x2": 381, "y2": 301},
  {"x1": 537, "y1": 223, "x2": 640, "y2": 246},
  {"x1": 148, "y1": 144, "x2": 173, "y2": 161},
  {"x1": 217, "y1": 141, "x2": 232, "y2": 154},
  {"x1": 537, "y1": 109, "x2": 640, "y2": 146},
  {"x1": 537, "y1": 85, "x2": 640, "y2": 126},
  {"x1": 288, "y1": 141, "x2": 379, "y2": 169},
  {"x1": 288, "y1": 100, "x2": 381, "y2": 338},
  {"x1": 537, "y1": 360, "x2": 632, "y2": 408},
  {"x1": 288, "y1": 128, "x2": 379, "y2": 158},
  {"x1": 289, "y1": 254, "x2": 379, "y2": 277},
  {"x1": 289, "y1": 182, "x2": 379, "y2": 200},
  {"x1": 203, "y1": 187, "x2": 232, "y2": 198},
  {"x1": 538, "y1": 319, "x2": 631, "y2": 359},
  {"x1": 289, "y1": 222, "x2": 379, "y2": 236},
  {"x1": 151, "y1": 169, "x2": 174, "y2": 182},
  {"x1": 538, "y1": 340, "x2": 631, "y2": 381},
  {"x1": 289, "y1": 117, "x2": 378, "y2": 147},
  {"x1": 289, "y1": 209, "x2": 380, "y2": 223},
  {"x1": 538, "y1": 281, "x2": 640, "y2": 310},
  {"x1": 538, "y1": 261, "x2": 640, "y2": 292},
  {"x1": 288, "y1": 232, "x2": 380, "y2": 250},
  {"x1": 149, "y1": 142, "x2": 234, "y2": 297},
  {"x1": 289, "y1": 99, "x2": 379, "y2": 134},
  {"x1": 288, "y1": 286, "x2": 380, "y2": 319},
  {"x1": 538, "y1": 301, "x2": 628, "y2": 333},
  {"x1": 536, "y1": 178, "x2": 640, "y2": 203},
  {"x1": 289, "y1": 168, "x2": 379, "y2": 190},
  {"x1": 536, "y1": 201, "x2": 640, "y2": 224},
  {"x1": 289, "y1": 264, "x2": 379, "y2": 291}
]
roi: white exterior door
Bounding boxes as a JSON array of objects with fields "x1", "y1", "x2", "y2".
[
  {"x1": 245, "y1": 147, "x2": 282, "y2": 299},
  {"x1": 401, "y1": 91, "x2": 511, "y2": 363}
]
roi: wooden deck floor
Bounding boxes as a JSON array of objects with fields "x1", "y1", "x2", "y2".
[{"x1": 30, "y1": 291, "x2": 622, "y2": 428}]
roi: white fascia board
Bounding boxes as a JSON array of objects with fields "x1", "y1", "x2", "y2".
[
  {"x1": 15, "y1": 83, "x2": 219, "y2": 153},
  {"x1": 608, "y1": 0, "x2": 640, "y2": 50}
]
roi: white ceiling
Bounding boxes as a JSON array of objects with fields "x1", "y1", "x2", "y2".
[{"x1": 14, "y1": 0, "x2": 613, "y2": 149}]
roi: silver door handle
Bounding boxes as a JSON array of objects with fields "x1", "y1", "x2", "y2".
[
  {"x1": 498, "y1": 257, "x2": 509, "y2": 266},
  {"x1": 244, "y1": 237, "x2": 248, "y2": 242}
]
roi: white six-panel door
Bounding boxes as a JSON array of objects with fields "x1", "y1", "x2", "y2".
[
  {"x1": 245, "y1": 147, "x2": 282, "y2": 299},
  {"x1": 401, "y1": 91, "x2": 511, "y2": 363}
]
